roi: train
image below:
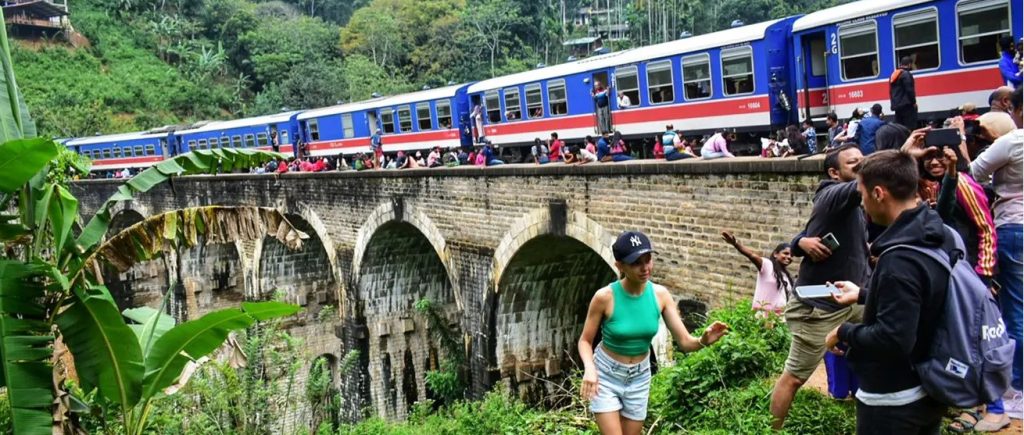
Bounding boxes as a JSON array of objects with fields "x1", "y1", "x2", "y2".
[{"x1": 64, "y1": 0, "x2": 1021, "y2": 171}]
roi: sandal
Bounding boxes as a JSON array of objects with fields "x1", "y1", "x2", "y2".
[
  {"x1": 974, "y1": 413, "x2": 1011, "y2": 432},
  {"x1": 948, "y1": 410, "x2": 981, "y2": 433}
]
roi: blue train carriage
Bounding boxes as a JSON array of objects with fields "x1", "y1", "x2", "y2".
[
  {"x1": 65, "y1": 130, "x2": 171, "y2": 173},
  {"x1": 465, "y1": 17, "x2": 799, "y2": 151},
  {"x1": 791, "y1": 0, "x2": 1021, "y2": 122},
  {"x1": 297, "y1": 84, "x2": 473, "y2": 157},
  {"x1": 173, "y1": 111, "x2": 303, "y2": 157}
]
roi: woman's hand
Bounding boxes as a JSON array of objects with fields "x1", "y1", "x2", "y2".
[
  {"x1": 581, "y1": 368, "x2": 598, "y2": 401},
  {"x1": 900, "y1": 127, "x2": 936, "y2": 160},
  {"x1": 720, "y1": 231, "x2": 738, "y2": 246},
  {"x1": 701, "y1": 321, "x2": 730, "y2": 346},
  {"x1": 942, "y1": 147, "x2": 958, "y2": 175}
]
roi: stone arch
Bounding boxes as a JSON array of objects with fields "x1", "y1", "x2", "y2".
[
  {"x1": 253, "y1": 211, "x2": 337, "y2": 320},
  {"x1": 353, "y1": 199, "x2": 461, "y2": 310},
  {"x1": 487, "y1": 208, "x2": 619, "y2": 403},
  {"x1": 102, "y1": 209, "x2": 169, "y2": 311},
  {"x1": 353, "y1": 213, "x2": 460, "y2": 420}
]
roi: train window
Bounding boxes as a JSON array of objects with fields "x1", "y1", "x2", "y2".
[
  {"x1": 232, "y1": 135, "x2": 242, "y2": 147},
  {"x1": 380, "y1": 110, "x2": 395, "y2": 134},
  {"x1": 145, "y1": 145, "x2": 156, "y2": 156},
  {"x1": 416, "y1": 103, "x2": 433, "y2": 130},
  {"x1": 485, "y1": 91, "x2": 501, "y2": 123},
  {"x1": 102, "y1": 149, "x2": 111, "y2": 159},
  {"x1": 257, "y1": 133, "x2": 269, "y2": 147},
  {"x1": 307, "y1": 118, "x2": 321, "y2": 140},
  {"x1": 894, "y1": 9, "x2": 940, "y2": 70},
  {"x1": 682, "y1": 55, "x2": 712, "y2": 100},
  {"x1": 398, "y1": 106, "x2": 412, "y2": 132},
  {"x1": 722, "y1": 47, "x2": 754, "y2": 96},
  {"x1": 647, "y1": 61, "x2": 674, "y2": 104},
  {"x1": 957, "y1": 0, "x2": 1010, "y2": 64},
  {"x1": 436, "y1": 99, "x2": 452, "y2": 129},
  {"x1": 503, "y1": 88, "x2": 521, "y2": 121},
  {"x1": 209, "y1": 138, "x2": 219, "y2": 149},
  {"x1": 839, "y1": 21, "x2": 879, "y2": 80},
  {"x1": 614, "y1": 66, "x2": 640, "y2": 108},
  {"x1": 124, "y1": 146, "x2": 134, "y2": 157},
  {"x1": 341, "y1": 113, "x2": 355, "y2": 138},
  {"x1": 134, "y1": 146, "x2": 143, "y2": 156},
  {"x1": 280, "y1": 131, "x2": 289, "y2": 145},
  {"x1": 188, "y1": 140, "x2": 196, "y2": 150},
  {"x1": 525, "y1": 84, "x2": 543, "y2": 118},
  {"x1": 197, "y1": 139, "x2": 207, "y2": 150},
  {"x1": 548, "y1": 80, "x2": 567, "y2": 116},
  {"x1": 112, "y1": 147, "x2": 122, "y2": 158},
  {"x1": 245, "y1": 134, "x2": 256, "y2": 148}
]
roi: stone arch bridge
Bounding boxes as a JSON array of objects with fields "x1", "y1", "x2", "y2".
[{"x1": 73, "y1": 158, "x2": 821, "y2": 425}]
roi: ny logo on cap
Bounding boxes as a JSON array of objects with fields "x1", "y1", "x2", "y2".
[{"x1": 630, "y1": 235, "x2": 642, "y2": 247}]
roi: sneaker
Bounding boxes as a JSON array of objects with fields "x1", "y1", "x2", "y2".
[{"x1": 1004, "y1": 389, "x2": 1023, "y2": 420}]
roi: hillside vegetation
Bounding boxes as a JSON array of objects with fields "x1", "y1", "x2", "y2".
[{"x1": 15, "y1": 0, "x2": 847, "y2": 138}]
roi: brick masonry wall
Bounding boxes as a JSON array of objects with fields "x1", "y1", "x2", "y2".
[{"x1": 73, "y1": 156, "x2": 824, "y2": 424}]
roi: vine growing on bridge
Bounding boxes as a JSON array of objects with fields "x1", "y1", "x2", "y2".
[{"x1": 415, "y1": 298, "x2": 466, "y2": 406}]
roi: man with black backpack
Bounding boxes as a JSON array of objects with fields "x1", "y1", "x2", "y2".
[{"x1": 827, "y1": 147, "x2": 1013, "y2": 434}]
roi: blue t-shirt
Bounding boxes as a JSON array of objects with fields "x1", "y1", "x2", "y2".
[
  {"x1": 594, "y1": 90, "x2": 609, "y2": 107},
  {"x1": 856, "y1": 116, "x2": 885, "y2": 155},
  {"x1": 370, "y1": 133, "x2": 382, "y2": 150},
  {"x1": 596, "y1": 137, "x2": 610, "y2": 160},
  {"x1": 1000, "y1": 52, "x2": 1022, "y2": 88}
]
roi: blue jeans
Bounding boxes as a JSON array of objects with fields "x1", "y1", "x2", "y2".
[
  {"x1": 997, "y1": 224, "x2": 1023, "y2": 390},
  {"x1": 665, "y1": 151, "x2": 693, "y2": 161}
]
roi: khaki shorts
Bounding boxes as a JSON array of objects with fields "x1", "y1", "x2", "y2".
[{"x1": 783, "y1": 297, "x2": 863, "y2": 381}]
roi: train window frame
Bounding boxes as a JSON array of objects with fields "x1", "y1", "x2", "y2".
[
  {"x1": 102, "y1": 149, "x2": 111, "y2": 159},
  {"x1": 112, "y1": 147, "x2": 122, "y2": 158},
  {"x1": 380, "y1": 109, "x2": 396, "y2": 134},
  {"x1": 525, "y1": 83, "x2": 544, "y2": 119},
  {"x1": 722, "y1": 47, "x2": 755, "y2": 96},
  {"x1": 892, "y1": 8, "x2": 941, "y2": 72},
  {"x1": 340, "y1": 113, "x2": 355, "y2": 138},
  {"x1": 838, "y1": 21, "x2": 880, "y2": 81},
  {"x1": 484, "y1": 90, "x2": 501, "y2": 123},
  {"x1": 416, "y1": 103, "x2": 433, "y2": 130},
  {"x1": 134, "y1": 145, "x2": 143, "y2": 156},
  {"x1": 209, "y1": 137, "x2": 219, "y2": 149},
  {"x1": 145, "y1": 145, "x2": 156, "y2": 156},
  {"x1": 503, "y1": 87, "x2": 521, "y2": 121},
  {"x1": 614, "y1": 65, "x2": 640, "y2": 109},
  {"x1": 244, "y1": 134, "x2": 256, "y2": 148},
  {"x1": 307, "y1": 118, "x2": 321, "y2": 141},
  {"x1": 436, "y1": 99, "x2": 452, "y2": 129},
  {"x1": 956, "y1": 0, "x2": 1011, "y2": 66},
  {"x1": 397, "y1": 106, "x2": 413, "y2": 132},
  {"x1": 257, "y1": 133, "x2": 269, "y2": 147},
  {"x1": 188, "y1": 140, "x2": 197, "y2": 150},
  {"x1": 682, "y1": 54, "x2": 713, "y2": 101},
  {"x1": 197, "y1": 139, "x2": 207, "y2": 150},
  {"x1": 232, "y1": 135, "x2": 242, "y2": 147},
  {"x1": 646, "y1": 60, "x2": 675, "y2": 105},
  {"x1": 280, "y1": 130, "x2": 290, "y2": 145},
  {"x1": 548, "y1": 79, "x2": 568, "y2": 116}
]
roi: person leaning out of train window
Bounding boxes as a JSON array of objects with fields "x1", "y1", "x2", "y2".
[
  {"x1": 701, "y1": 130, "x2": 736, "y2": 160},
  {"x1": 1000, "y1": 36, "x2": 1022, "y2": 89},
  {"x1": 618, "y1": 91, "x2": 632, "y2": 109},
  {"x1": 531, "y1": 138, "x2": 550, "y2": 164}
]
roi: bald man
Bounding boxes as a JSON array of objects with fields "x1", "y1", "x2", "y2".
[{"x1": 989, "y1": 86, "x2": 1014, "y2": 113}]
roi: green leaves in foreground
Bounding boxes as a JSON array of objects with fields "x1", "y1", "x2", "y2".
[
  {"x1": 0, "y1": 260, "x2": 54, "y2": 435},
  {"x1": 142, "y1": 301, "x2": 300, "y2": 399},
  {"x1": 0, "y1": 137, "x2": 58, "y2": 192}
]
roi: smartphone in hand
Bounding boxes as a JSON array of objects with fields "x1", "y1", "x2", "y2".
[
  {"x1": 924, "y1": 128, "x2": 961, "y2": 148},
  {"x1": 822, "y1": 232, "x2": 840, "y2": 251}
]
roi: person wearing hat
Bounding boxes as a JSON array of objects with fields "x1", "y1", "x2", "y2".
[{"x1": 578, "y1": 231, "x2": 729, "y2": 434}]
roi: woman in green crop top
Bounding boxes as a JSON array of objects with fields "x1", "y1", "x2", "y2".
[{"x1": 578, "y1": 231, "x2": 729, "y2": 434}]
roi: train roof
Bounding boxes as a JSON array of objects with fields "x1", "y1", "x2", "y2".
[
  {"x1": 297, "y1": 84, "x2": 468, "y2": 120},
  {"x1": 65, "y1": 130, "x2": 168, "y2": 146},
  {"x1": 793, "y1": 0, "x2": 933, "y2": 32},
  {"x1": 175, "y1": 111, "x2": 302, "y2": 135},
  {"x1": 468, "y1": 19, "x2": 783, "y2": 93}
]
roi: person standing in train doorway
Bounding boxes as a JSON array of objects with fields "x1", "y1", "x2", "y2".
[
  {"x1": 890, "y1": 56, "x2": 918, "y2": 130},
  {"x1": 593, "y1": 80, "x2": 613, "y2": 134}
]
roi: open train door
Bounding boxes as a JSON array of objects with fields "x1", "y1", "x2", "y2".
[
  {"x1": 590, "y1": 70, "x2": 612, "y2": 134},
  {"x1": 799, "y1": 32, "x2": 829, "y2": 121}
]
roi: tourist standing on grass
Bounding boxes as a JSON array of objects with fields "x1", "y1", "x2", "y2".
[
  {"x1": 579, "y1": 231, "x2": 729, "y2": 435},
  {"x1": 721, "y1": 231, "x2": 792, "y2": 315}
]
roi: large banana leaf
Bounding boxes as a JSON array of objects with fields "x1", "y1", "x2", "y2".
[
  {"x1": 123, "y1": 304, "x2": 175, "y2": 356},
  {"x1": 76, "y1": 149, "x2": 286, "y2": 253},
  {"x1": 94, "y1": 206, "x2": 306, "y2": 274},
  {"x1": 0, "y1": 138, "x2": 58, "y2": 193},
  {"x1": 55, "y1": 285, "x2": 144, "y2": 409},
  {"x1": 0, "y1": 260, "x2": 53, "y2": 435},
  {"x1": 141, "y1": 301, "x2": 299, "y2": 399},
  {"x1": 0, "y1": 8, "x2": 35, "y2": 142}
]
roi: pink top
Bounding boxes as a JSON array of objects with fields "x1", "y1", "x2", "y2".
[{"x1": 753, "y1": 258, "x2": 789, "y2": 313}]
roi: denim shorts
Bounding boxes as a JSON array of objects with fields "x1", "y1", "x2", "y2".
[{"x1": 590, "y1": 344, "x2": 652, "y2": 421}]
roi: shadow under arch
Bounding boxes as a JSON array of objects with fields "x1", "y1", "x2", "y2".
[
  {"x1": 353, "y1": 219, "x2": 461, "y2": 421},
  {"x1": 253, "y1": 212, "x2": 337, "y2": 319}
]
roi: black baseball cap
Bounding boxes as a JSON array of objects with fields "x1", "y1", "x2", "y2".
[{"x1": 613, "y1": 231, "x2": 655, "y2": 264}]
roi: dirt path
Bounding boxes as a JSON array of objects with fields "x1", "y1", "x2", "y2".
[{"x1": 805, "y1": 363, "x2": 1021, "y2": 434}]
